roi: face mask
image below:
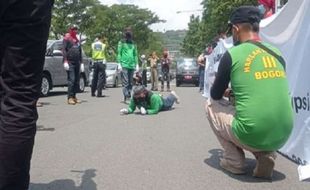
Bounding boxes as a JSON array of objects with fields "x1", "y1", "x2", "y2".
[
  {"x1": 233, "y1": 40, "x2": 241, "y2": 46},
  {"x1": 258, "y1": 4, "x2": 266, "y2": 16},
  {"x1": 125, "y1": 32, "x2": 132, "y2": 41},
  {"x1": 232, "y1": 27, "x2": 241, "y2": 46}
]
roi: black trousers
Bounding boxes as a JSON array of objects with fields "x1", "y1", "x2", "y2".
[
  {"x1": 91, "y1": 62, "x2": 106, "y2": 96},
  {"x1": 0, "y1": 1, "x2": 53, "y2": 189},
  {"x1": 161, "y1": 71, "x2": 170, "y2": 90},
  {"x1": 67, "y1": 62, "x2": 80, "y2": 99},
  {"x1": 142, "y1": 69, "x2": 147, "y2": 87}
]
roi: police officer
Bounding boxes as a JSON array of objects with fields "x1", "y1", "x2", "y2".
[
  {"x1": 0, "y1": 1, "x2": 53, "y2": 189},
  {"x1": 206, "y1": 6, "x2": 293, "y2": 179},
  {"x1": 91, "y1": 36, "x2": 107, "y2": 97}
]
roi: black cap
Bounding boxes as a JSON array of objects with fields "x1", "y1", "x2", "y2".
[
  {"x1": 229, "y1": 6, "x2": 262, "y2": 26},
  {"x1": 133, "y1": 86, "x2": 146, "y2": 95}
]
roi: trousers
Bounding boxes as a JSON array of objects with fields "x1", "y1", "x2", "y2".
[
  {"x1": 0, "y1": 0, "x2": 53, "y2": 189},
  {"x1": 91, "y1": 61, "x2": 106, "y2": 96}
]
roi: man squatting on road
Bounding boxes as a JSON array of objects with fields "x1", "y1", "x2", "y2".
[{"x1": 206, "y1": 6, "x2": 293, "y2": 179}]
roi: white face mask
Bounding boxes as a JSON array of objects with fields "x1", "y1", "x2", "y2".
[{"x1": 258, "y1": 4, "x2": 266, "y2": 16}]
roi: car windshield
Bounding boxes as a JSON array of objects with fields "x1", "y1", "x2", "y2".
[
  {"x1": 177, "y1": 59, "x2": 197, "y2": 69},
  {"x1": 106, "y1": 64, "x2": 117, "y2": 70},
  {"x1": 46, "y1": 40, "x2": 54, "y2": 49}
]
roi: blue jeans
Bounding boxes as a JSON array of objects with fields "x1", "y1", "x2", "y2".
[
  {"x1": 67, "y1": 62, "x2": 80, "y2": 99},
  {"x1": 199, "y1": 67, "x2": 205, "y2": 91},
  {"x1": 161, "y1": 94, "x2": 177, "y2": 111},
  {"x1": 121, "y1": 68, "x2": 134, "y2": 98}
]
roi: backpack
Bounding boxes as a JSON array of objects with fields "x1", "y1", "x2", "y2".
[{"x1": 67, "y1": 44, "x2": 81, "y2": 62}]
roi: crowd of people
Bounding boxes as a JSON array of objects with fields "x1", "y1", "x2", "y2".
[{"x1": 0, "y1": 0, "x2": 294, "y2": 189}]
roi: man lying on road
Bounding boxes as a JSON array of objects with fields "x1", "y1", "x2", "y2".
[{"x1": 120, "y1": 86, "x2": 180, "y2": 115}]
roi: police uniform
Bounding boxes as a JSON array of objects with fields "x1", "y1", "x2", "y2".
[{"x1": 91, "y1": 40, "x2": 107, "y2": 97}]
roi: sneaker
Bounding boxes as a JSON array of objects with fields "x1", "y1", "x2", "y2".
[
  {"x1": 219, "y1": 158, "x2": 246, "y2": 175},
  {"x1": 170, "y1": 91, "x2": 180, "y2": 104},
  {"x1": 67, "y1": 98, "x2": 76, "y2": 105},
  {"x1": 253, "y1": 152, "x2": 276, "y2": 179},
  {"x1": 73, "y1": 98, "x2": 82, "y2": 104}
]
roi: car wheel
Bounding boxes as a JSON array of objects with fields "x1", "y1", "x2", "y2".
[
  {"x1": 195, "y1": 82, "x2": 199, "y2": 87},
  {"x1": 79, "y1": 74, "x2": 86, "y2": 92},
  {"x1": 113, "y1": 77, "x2": 118, "y2": 88},
  {"x1": 41, "y1": 73, "x2": 51, "y2": 97},
  {"x1": 176, "y1": 80, "x2": 180, "y2": 87}
]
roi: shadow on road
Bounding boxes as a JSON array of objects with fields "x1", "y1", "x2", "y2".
[
  {"x1": 204, "y1": 149, "x2": 286, "y2": 183},
  {"x1": 29, "y1": 169, "x2": 97, "y2": 190},
  {"x1": 41, "y1": 91, "x2": 67, "y2": 98}
]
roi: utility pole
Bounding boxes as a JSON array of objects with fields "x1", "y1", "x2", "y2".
[{"x1": 176, "y1": 9, "x2": 203, "y2": 14}]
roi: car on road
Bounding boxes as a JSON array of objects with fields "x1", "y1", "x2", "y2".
[
  {"x1": 41, "y1": 40, "x2": 91, "y2": 96},
  {"x1": 106, "y1": 62, "x2": 122, "y2": 87},
  {"x1": 176, "y1": 58, "x2": 199, "y2": 87}
]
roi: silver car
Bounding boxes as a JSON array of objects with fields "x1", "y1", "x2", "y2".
[
  {"x1": 106, "y1": 62, "x2": 121, "y2": 87},
  {"x1": 41, "y1": 40, "x2": 91, "y2": 96}
]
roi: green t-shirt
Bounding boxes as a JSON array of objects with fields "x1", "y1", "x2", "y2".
[
  {"x1": 228, "y1": 42, "x2": 293, "y2": 151},
  {"x1": 128, "y1": 93, "x2": 163, "y2": 115},
  {"x1": 117, "y1": 40, "x2": 138, "y2": 69}
]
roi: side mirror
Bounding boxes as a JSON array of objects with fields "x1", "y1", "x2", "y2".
[{"x1": 52, "y1": 50, "x2": 63, "y2": 56}]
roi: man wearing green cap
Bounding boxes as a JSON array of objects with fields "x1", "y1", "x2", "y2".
[{"x1": 206, "y1": 6, "x2": 293, "y2": 179}]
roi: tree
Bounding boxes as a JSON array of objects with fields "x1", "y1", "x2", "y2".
[
  {"x1": 182, "y1": 0, "x2": 257, "y2": 57},
  {"x1": 51, "y1": 0, "x2": 100, "y2": 39},
  {"x1": 51, "y1": 1, "x2": 164, "y2": 61},
  {"x1": 181, "y1": 15, "x2": 204, "y2": 57}
]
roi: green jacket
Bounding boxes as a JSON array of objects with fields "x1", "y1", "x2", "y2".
[
  {"x1": 117, "y1": 40, "x2": 138, "y2": 69},
  {"x1": 128, "y1": 93, "x2": 163, "y2": 115}
]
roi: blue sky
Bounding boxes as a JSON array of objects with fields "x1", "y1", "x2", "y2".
[{"x1": 99, "y1": 0, "x2": 203, "y2": 31}]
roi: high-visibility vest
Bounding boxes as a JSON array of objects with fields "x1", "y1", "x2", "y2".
[{"x1": 91, "y1": 41, "x2": 106, "y2": 61}]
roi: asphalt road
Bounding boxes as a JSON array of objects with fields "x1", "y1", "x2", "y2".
[{"x1": 29, "y1": 83, "x2": 309, "y2": 190}]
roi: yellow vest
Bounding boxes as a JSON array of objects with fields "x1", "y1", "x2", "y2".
[{"x1": 91, "y1": 41, "x2": 106, "y2": 61}]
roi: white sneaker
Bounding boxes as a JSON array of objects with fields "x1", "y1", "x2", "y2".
[{"x1": 171, "y1": 91, "x2": 180, "y2": 104}]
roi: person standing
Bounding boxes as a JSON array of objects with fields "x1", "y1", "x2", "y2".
[
  {"x1": 117, "y1": 28, "x2": 138, "y2": 101},
  {"x1": 206, "y1": 6, "x2": 293, "y2": 179},
  {"x1": 149, "y1": 51, "x2": 159, "y2": 91},
  {"x1": 140, "y1": 54, "x2": 148, "y2": 87},
  {"x1": 258, "y1": 0, "x2": 275, "y2": 18},
  {"x1": 197, "y1": 49, "x2": 207, "y2": 93},
  {"x1": 0, "y1": 0, "x2": 53, "y2": 189},
  {"x1": 91, "y1": 37, "x2": 107, "y2": 97},
  {"x1": 160, "y1": 50, "x2": 171, "y2": 92},
  {"x1": 63, "y1": 25, "x2": 82, "y2": 105}
]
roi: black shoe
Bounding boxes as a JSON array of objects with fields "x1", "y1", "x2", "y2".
[
  {"x1": 91, "y1": 93, "x2": 96, "y2": 97},
  {"x1": 97, "y1": 94, "x2": 105, "y2": 98}
]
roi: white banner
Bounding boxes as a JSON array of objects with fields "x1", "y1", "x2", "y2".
[
  {"x1": 261, "y1": 0, "x2": 310, "y2": 180},
  {"x1": 203, "y1": 0, "x2": 310, "y2": 180}
]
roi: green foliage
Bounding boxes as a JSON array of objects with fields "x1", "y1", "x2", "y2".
[
  {"x1": 182, "y1": 0, "x2": 257, "y2": 57},
  {"x1": 51, "y1": 1, "x2": 164, "y2": 61}
]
